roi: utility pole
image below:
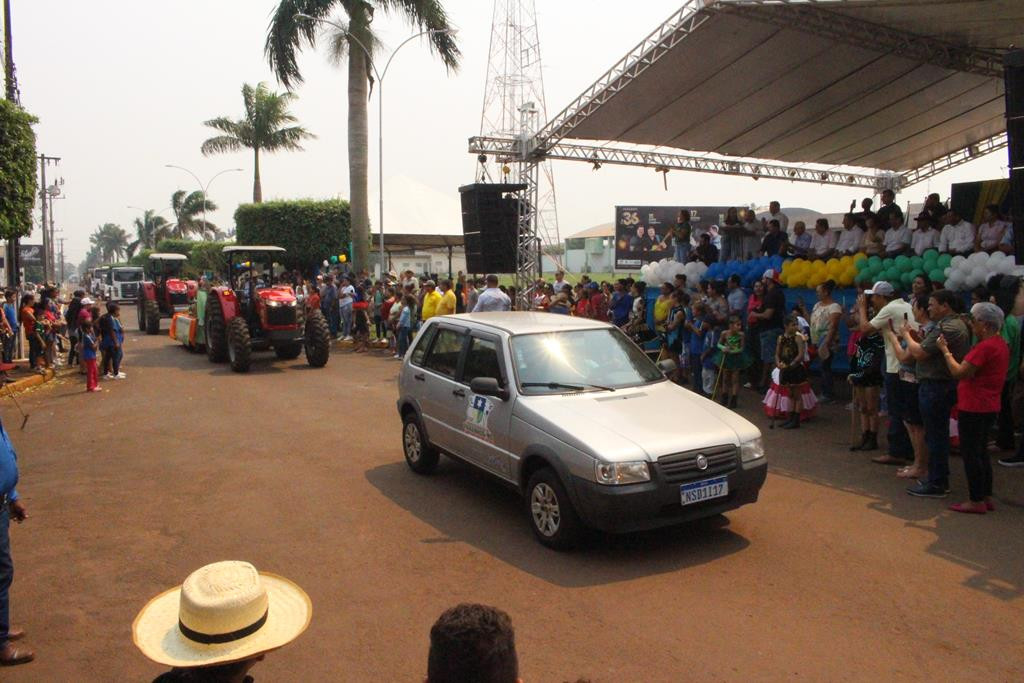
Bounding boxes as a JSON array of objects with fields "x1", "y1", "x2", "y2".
[
  {"x1": 57, "y1": 237, "x2": 65, "y2": 284},
  {"x1": 4, "y1": 0, "x2": 20, "y2": 288},
  {"x1": 38, "y1": 154, "x2": 60, "y2": 282}
]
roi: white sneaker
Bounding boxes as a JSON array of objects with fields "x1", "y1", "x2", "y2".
[
  {"x1": 104, "y1": 373, "x2": 115, "y2": 380},
  {"x1": 343, "y1": 336, "x2": 353, "y2": 341},
  {"x1": 116, "y1": 372, "x2": 126, "y2": 379}
]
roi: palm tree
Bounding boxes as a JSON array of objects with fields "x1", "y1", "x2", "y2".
[
  {"x1": 266, "y1": 0, "x2": 460, "y2": 271},
  {"x1": 90, "y1": 223, "x2": 130, "y2": 263},
  {"x1": 201, "y1": 82, "x2": 315, "y2": 203},
  {"x1": 127, "y1": 209, "x2": 173, "y2": 258},
  {"x1": 170, "y1": 190, "x2": 218, "y2": 240}
]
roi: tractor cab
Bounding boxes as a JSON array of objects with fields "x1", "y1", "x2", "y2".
[
  {"x1": 138, "y1": 253, "x2": 197, "y2": 335},
  {"x1": 201, "y1": 245, "x2": 329, "y2": 373}
]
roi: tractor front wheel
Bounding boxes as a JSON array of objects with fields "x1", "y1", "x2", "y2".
[
  {"x1": 227, "y1": 317, "x2": 251, "y2": 373},
  {"x1": 304, "y1": 310, "x2": 331, "y2": 368},
  {"x1": 144, "y1": 299, "x2": 161, "y2": 335},
  {"x1": 205, "y1": 294, "x2": 228, "y2": 363}
]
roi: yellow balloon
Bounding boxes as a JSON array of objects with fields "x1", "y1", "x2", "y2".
[{"x1": 340, "y1": 254, "x2": 347, "y2": 263}]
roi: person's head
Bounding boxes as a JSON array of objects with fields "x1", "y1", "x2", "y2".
[
  {"x1": 887, "y1": 211, "x2": 903, "y2": 230},
  {"x1": 692, "y1": 301, "x2": 706, "y2": 316},
  {"x1": 635, "y1": 224, "x2": 645, "y2": 237},
  {"x1": 817, "y1": 279, "x2": 836, "y2": 302},
  {"x1": 671, "y1": 289, "x2": 688, "y2": 305},
  {"x1": 944, "y1": 208, "x2": 961, "y2": 226},
  {"x1": 915, "y1": 212, "x2": 934, "y2": 232},
  {"x1": 544, "y1": 283, "x2": 555, "y2": 295},
  {"x1": 971, "y1": 285, "x2": 990, "y2": 307},
  {"x1": 881, "y1": 189, "x2": 896, "y2": 206},
  {"x1": 699, "y1": 233, "x2": 711, "y2": 246},
  {"x1": 555, "y1": 270, "x2": 565, "y2": 281},
  {"x1": 427, "y1": 604, "x2": 519, "y2": 683},
  {"x1": 866, "y1": 216, "x2": 879, "y2": 233},
  {"x1": 866, "y1": 281, "x2": 896, "y2": 309},
  {"x1": 440, "y1": 279, "x2": 451, "y2": 292},
  {"x1": 726, "y1": 207, "x2": 739, "y2": 222},
  {"x1": 674, "y1": 273, "x2": 686, "y2": 288},
  {"x1": 985, "y1": 274, "x2": 1021, "y2": 316},
  {"x1": 711, "y1": 280, "x2": 727, "y2": 297},
  {"x1": 861, "y1": 197, "x2": 874, "y2": 211},
  {"x1": 768, "y1": 219, "x2": 781, "y2": 234},
  {"x1": 982, "y1": 203, "x2": 1002, "y2": 223},
  {"x1": 784, "y1": 314, "x2": 800, "y2": 334},
  {"x1": 762, "y1": 269, "x2": 779, "y2": 289},
  {"x1": 107, "y1": 302, "x2": 120, "y2": 317},
  {"x1": 614, "y1": 279, "x2": 626, "y2": 292},
  {"x1": 80, "y1": 320, "x2": 93, "y2": 334},
  {"x1": 752, "y1": 280, "x2": 765, "y2": 297},
  {"x1": 842, "y1": 214, "x2": 854, "y2": 230},
  {"x1": 660, "y1": 282, "x2": 674, "y2": 296},
  {"x1": 403, "y1": 294, "x2": 417, "y2": 307},
  {"x1": 769, "y1": 201, "x2": 780, "y2": 214},
  {"x1": 927, "y1": 289, "x2": 959, "y2": 321},
  {"x1": 646, "y1": 225, "x2": 657, "y2": 239},
  {"x1": 744, "y1": 208, "x2": 757, "y2": 223},
  {"x1": 728, "y1": 314, "x2": 742, "y2": 332},
  {"x1": 792, "y1": 221, "x2": 806, "y2": 236},
  {"x1": 678, "y1": 209, "x2": 691, "y2": 222},
  {"x1": 911, "y1": 274, "x2": 932, "y2": 298},
  {"x1": 815, "y1": 218, "x2": 829, "y2": 234},
  {"x1": 424, "y1": 280, "x2": 436, "y2": 292},
  {"x1": 970, "y1": 301, "x2": 1005, "y2": 339},
  {"x1": 925, "y1": 192, "x2": 941, "y2": 208},
  {"x1": 485, "y1": 274, "x2": 499, "y2": 288},
  {"x1": 630, "y1": 281, "x2": 645, "y2": 297},
  {"x1": 727, "y1": 274, "x2": 741, "y2": 289},
  {"x1": 912, "y1": 294, "x2": 930, "y2": 324}
]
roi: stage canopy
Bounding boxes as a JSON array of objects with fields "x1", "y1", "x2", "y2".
[{"x1": 473, "y1": 0, "x2": 1023, "y2": 189}]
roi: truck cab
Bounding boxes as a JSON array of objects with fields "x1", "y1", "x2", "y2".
[{"x1": 106, "y1": 266, "x2": 144, "y2": 304}]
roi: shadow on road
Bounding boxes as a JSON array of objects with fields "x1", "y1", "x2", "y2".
[
  {"x1": 763, "y1": 404, "x2": 1024, "y2": 601},
  {"x1": 365, "y1": 459, "x2": 750, "y2": 588}
]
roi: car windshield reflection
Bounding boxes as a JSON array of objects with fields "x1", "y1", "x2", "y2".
[{"x1": 511, "y1": 328, "x2": 664, "y2": 394}]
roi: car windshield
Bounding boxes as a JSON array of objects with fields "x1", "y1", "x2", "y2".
[
  {"x1": 113, "y1": 269, "x2": 142, "y2": 282},
  {"x1": 511, "y1": 328, "x2": 664, "y2": 394}
]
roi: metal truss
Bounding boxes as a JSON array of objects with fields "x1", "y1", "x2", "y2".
[
  {"x1": 514, "y1": 164, "x2": 539, "y2": 309},
  {"x1": 528, "y1": 0, "x2": 714, "y2": 153},
  {"x1": 469, "y1": 135, "x2": 901, "y2": 190},
  {"x1": 900, "y1": 133, "x2": 1009, "y2": 188},
  {"x1": 711, "y1": 1, "x2": 1004, "y2": 78}
]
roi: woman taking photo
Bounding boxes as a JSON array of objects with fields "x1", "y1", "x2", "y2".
[
  {"x1": 937, "y1": 303, "x2": 1009, "y2": 514},
  {"x1": 810, "y1": 280, "x2": 842, "y2": 403},
  {"x1": 884, "y1": 295, "x2": 931, "y2": 480}
]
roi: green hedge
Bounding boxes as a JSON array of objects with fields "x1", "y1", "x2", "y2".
[
  {"x1": 234, "y1": 199, "x2": 350, "y2": 271},
  {"x1": 0, "y1": 101, "x2": 39, "y2": 240},
  {"x1": 130, "y1": 240, "x2": 234, "y2": 277}
]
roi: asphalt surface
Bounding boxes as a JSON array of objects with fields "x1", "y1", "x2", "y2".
[{"x1": 2, "y1": 327, "x2": 1023, "y2": 681}]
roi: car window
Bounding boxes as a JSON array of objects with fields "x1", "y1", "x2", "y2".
[
  {"x1": 462, "y1": 336, "x2": 503, "y2": 386},
  {"x1": 422, "y1": 328, "x2": 465, "y2": 378},
  {"x1": 409, "y1": 326, "x2": 436, "y2": 367}
]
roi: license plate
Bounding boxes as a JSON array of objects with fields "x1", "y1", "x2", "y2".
[{"x1": 680, "y1": 476, "x2": 728, "y2": 506}]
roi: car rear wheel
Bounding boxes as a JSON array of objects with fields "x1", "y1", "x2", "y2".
[
  {"x1": 227, "y1": 317, "x2": 251, "y2": 373},
  {"x1": 525, "y1": 467, "x2": 583, "y2": 550},
  {"x1": 402, "y1": 412, "x2": 439, "y2": 474}
]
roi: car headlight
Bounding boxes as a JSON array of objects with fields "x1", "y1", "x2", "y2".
[
  {"x1": 594, "y1": 460, "x2": 651, "y2": 485},
  {"x1": 740, "y1": 437, "x2": 765, "y2": 463}
]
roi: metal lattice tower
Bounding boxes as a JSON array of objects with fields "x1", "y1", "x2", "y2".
[{"x1": 478, "y1": 0, "x2": 560, "y2": 255}]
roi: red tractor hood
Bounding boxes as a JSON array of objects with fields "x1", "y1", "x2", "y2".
[
  {"x1": 258, "y1": 286, "x2": 297, "y2": 304},
  {"x1": 166, "y1": 279, "x2": 188, "y2": 293}
]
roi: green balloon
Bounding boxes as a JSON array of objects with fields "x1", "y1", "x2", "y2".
[
  {"x1": 882, "y1": 258, "x2": 895, "y2": 270},
  {"x1": 868, "y1": 255, "x2": 882, "y2": 267},
  {"x1": 910, "y1": 256, "x2": 923, "y2": 270},
  {"x1": 901, "y1": 272, "x2": 914, "y2": 287},
  {"x1": 923, "y1": 249, "x2": 939, "y2": 261},
  {"x1": 929, "y1": 268, "x2": 945, "y2": 283},
  {"x1": 895, "y1": 255, "x2": 910, "y2": 269},
  {"x1": 937, "y1": 254, "x2": 953, "y2": 268}
]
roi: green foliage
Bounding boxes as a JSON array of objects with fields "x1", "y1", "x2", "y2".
[
  {"x1": 234, "y1": 199, "x2": 350, "y2": 271},
  {"x1": 190, "y1": 241, "x2": 233, "y2": 275},
  {"x1": 0, "y1": 101, "x2": 39, "y2": 240},
  {"x1": 154, "y1": 238, "x2": 195, "y2": 256},
  {"x1": 129, "y1": 249, "x2": 153, "y2": 267},
  {"x1": 170, "y1": 190, "x2": 218, "y2": 239},
  {"x1": 90, "y1": 223, "x2": 130, "y2": 262}
]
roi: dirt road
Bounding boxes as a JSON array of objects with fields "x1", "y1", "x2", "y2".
[{"x1": 2, "y1": 329, "x2": 1022, "y2": 681}]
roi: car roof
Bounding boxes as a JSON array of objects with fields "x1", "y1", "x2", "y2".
[
  {"x1": 222, "y1": 245, "x2": 286, "y2": 254},
  {"x1": 148, "y1": 253, "x2": 188, "y2": 260},
  {"x1": 435, "y1": 312, "x2": 613, "y2": 335}
]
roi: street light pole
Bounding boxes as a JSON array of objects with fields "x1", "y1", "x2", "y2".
[
  {"x1": 164, "y1": 165, "x2": 243, "y2": 237},
  {"x1": 294, "y1": 13, "x2": 455, "y2": 279}
]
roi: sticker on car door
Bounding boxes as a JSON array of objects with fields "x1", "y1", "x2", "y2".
[{"x1": 464, "y1": 394, "x2": 494, "y2": 442}]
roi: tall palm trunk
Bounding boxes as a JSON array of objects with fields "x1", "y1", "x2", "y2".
[
  {"x1": 253, "y1": 147, "x2": 263, "y2": 203},
  {"x1": 347, "y1": 42, "x2": 370, "y2": 272}
]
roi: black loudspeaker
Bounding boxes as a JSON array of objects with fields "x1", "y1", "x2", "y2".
[
  {"x1": 460, "y1": 183, "x2": 526, "y2": 274},
  {"x1": 1006, "y1": 50, "x2": 1024, "y2": 263}
]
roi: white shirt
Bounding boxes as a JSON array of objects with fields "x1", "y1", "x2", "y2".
[
  {"x1": 882, "y1": 225, "x2": 911, "y2": 254},
  {"x1": 835, "y1": 227, "x2": 864, "y2": 255},
  {"x1": 473, "y1": 287, "x2": 511, "y2": 312},
  {"x1": 869, "y1": 298, "x2": 918, "y2": 373},
  {"x1": 808, "y1": 230, "x2": 836, "y2": 258},
  {"x1": 978, "y1": 220, "x2": 1009, "y2": 250},
  {"x1": 939, "y1": 220, "x2": 975, "y2": 253},
  {"x1": 911, "y1": 228, "x2": 939, "y2": 255},
  {"x1": 339, "y1": 284, "x2": 355, "y2": 307},
  {"x1": 760, "y1": 211, "x2": 790, "y2": 231}
]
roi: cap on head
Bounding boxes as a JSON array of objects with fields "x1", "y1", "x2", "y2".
[
  {"x1": 865, "y1": 281, "x2": 895, "y2": 297},
  {"x1": 762, "y1": 269, "x2": 780, "y2": 283}
]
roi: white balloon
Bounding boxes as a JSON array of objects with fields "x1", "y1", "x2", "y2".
[
  {"x1": 990, "y1": 251, "x2": 1006, "y2": 261},
  {"x1": 951, "y1": 255, "x2": 966, "y2": 267}
]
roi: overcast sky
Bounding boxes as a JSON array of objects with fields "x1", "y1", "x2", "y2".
[{"x1": 11, "y1": 0, "x2": 1006, "y2": 263}]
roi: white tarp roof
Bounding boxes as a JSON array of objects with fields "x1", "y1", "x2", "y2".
[{"x1": 545, "y1": 0, "x2": 1020, "y2": 174}]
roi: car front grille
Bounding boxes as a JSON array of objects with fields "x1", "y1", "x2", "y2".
[
  {"x1": 120, "y1": 283, "x2": 139, "y2": 298},
  {"x1": 169, "y1": 291, "x2": 188, "y2": 305},
  {"x1": 656, "y1": 445, "x2": 737, "y2": 484},
  {"x1": 265, "y1": 306, "x2": 297, "y2": 327}
]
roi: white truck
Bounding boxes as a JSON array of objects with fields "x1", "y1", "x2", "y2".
[{"x1": 105, "y1": 266, "x2": 144, "y2": 304}]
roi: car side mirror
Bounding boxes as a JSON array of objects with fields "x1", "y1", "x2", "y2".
[
  {"x1": 657, "y1": 359, "x2": 677, "y2": 375},
  {"x1": 470, "y1": 377, "x2": 508, "y2": 401}
]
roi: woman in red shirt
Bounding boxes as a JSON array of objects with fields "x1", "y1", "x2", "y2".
[{"x1": 937, "y1": 302, "x2": 1009, "y2": 514}]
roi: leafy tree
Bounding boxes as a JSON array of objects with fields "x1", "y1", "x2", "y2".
[
  {"x1": 127, "y1": 209, "x2": 172, "y2": 258},
  {"x1": 265, "y1": 0, "x2": 460, "y2": 271},
  {"x1": 170, "y1": 190, "x2": 218, "y2": 239},
  {"x1": 201, "y1": 82, "x2": 315, "y2": 203},
  {"x1": 90, "y1": 223, "x2": 130, "y2": 262},
  {"x1": 234, "y1": 199, "x2": 349, "y2": 271},
  {"x1": 0, "y1": 100, "x2": 38, "y2": 240}
]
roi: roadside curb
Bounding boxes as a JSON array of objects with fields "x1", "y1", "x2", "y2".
[{"x1": 4, "y1": 368, "x2": 62, "y2": 395}]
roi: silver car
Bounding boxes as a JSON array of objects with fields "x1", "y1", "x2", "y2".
[{"x1": 396, "y1": 312, "x2": 767, "y2": 549}]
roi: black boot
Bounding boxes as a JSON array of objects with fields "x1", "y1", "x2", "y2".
[
  {"x1": 781, "y1": 412, "x2": 800, "y2": 429},
  {"x1": 850, "y1": 431, "x2": 869, "y2": 451},
  {"x1": 729, "y1": 395, "x2": 738, "y2": 409},
  {"x1": 861, "y1": 430, "x2": 879, "y2": 451}
]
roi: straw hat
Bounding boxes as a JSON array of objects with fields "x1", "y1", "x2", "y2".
[{"x1": 132, "y1": 561, "x2": 312, "y2": 667}]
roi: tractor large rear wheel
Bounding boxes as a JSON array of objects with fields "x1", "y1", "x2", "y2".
[
  {"x1": 144, "y1": 299, "x2": 161, "y2": 335},
  {"x1": 205, "y1": 294, "x2": 228, "y2": 363},
  {"x1": 304, "y1": 310, "x2": 331, "y2": 368},
  {"x1": 137, "y1": 298, "x2": 146, "y2": 331},
  {"x1": 274, "y1": 343, "x2": 303, "y2": 360},
  {"x1": 227, "y1": 317, "x2": 251, "y2": 373}
]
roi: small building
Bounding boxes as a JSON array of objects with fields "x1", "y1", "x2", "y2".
[{"x1": 559, "y1": 222, "x2": 615, "y2": 274}]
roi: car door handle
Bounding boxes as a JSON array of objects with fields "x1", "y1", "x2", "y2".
[
  {"x1": 413, "y1": 373, "x2": 425, "y2": 382},
  {"x1": 452, "y1": 388, "x2": 466, "y2": 398}
]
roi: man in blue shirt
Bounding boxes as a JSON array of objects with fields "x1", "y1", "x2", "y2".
[
  {"x1": 0, "y1": 416, "x2": 32, "y2": 665},
  {"x1": 2, "y1": 292, "x2": 17, "y2": 365},
  {"x1": 611, "y1": 280, "x2": 634, "y2": 327}
]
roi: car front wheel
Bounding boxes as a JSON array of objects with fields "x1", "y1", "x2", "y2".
[{"x1": 525, "y1": 467, "x2": 584, "y2": 550}]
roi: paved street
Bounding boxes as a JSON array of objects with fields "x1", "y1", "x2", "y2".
[{"x1": 3, "y1": 328, "x2": 1023, "y2": 681}]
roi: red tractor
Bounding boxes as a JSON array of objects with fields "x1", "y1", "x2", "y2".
[
  {"x1": 137, "y1": 253, "x2": 198, "y2": 334},
  {"x1": 205, "y1": 245, "x2": 330, "y2": 372}
]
